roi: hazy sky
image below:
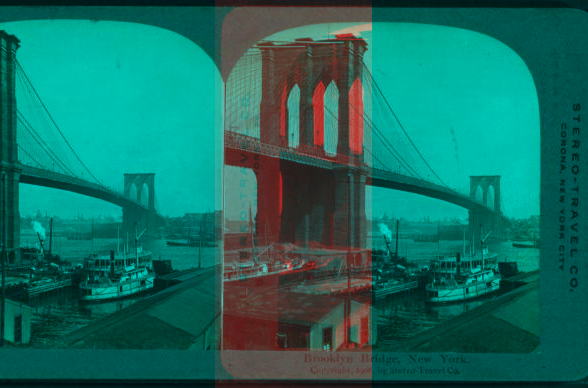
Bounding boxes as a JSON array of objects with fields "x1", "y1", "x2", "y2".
[
  {"x1": 0, "y1": 19, "x2": 539, "y2": 222},
  {"x1": 1, "y1": 20, "x2": 220, "y2": 219},
  {"x1": 225, "y1": 22, "x2": 540, "y2": 221}
]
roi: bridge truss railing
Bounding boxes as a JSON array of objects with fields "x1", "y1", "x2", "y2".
[
  {"x1": 226, "y1": 131, "x2": 490, "y2": 212},
  {"x1": 225, "y1": 131, "x2": 366, "y2": 169}
]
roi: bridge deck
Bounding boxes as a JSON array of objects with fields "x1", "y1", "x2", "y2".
[{"x1": 225, "y1": 131, "x2": 493, "y2": 212}]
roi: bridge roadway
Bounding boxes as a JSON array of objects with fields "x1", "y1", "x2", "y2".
[
  {"x1": 18, "y1": 163, "x2": 148, "y2": 212},
  {"x1": 226, "y1": 131, "x2": 492, "y2": 214}
]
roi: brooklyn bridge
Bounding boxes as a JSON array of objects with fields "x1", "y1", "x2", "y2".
[
  {"x1": 224, "y1": 33, "x2": 503, "y2": 250},
  {"x1": 0, "y1": 31, "x2": 161, "y2": 262},
  {"x1": 1, "y1": 29, "x2": 503, "y2": 262}
]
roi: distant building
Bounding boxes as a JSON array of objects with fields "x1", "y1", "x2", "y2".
[
  {"x1": 170, "y1": 211, "x2": 222, "y2": 240},
  {"x1": 1, "y1": 299, "x2": 33, "y2": 345}
]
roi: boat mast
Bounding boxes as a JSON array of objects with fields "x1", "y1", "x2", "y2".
[
  {"x1": 134, "y1": 223, "x2": 147, "y2": 269},
  {"x1": 198, "y1": 221, "x2": 203, "y2": 269},
  {"x1": 480, "y1": 224, "x2": 483, "y2": 269},
  {"x1": 481, "y1": 227, "x2": 493, "y2": 269},
  {"x1": 436, "y1": 220, "x2": 440, "y2": 260},
  {"x1": 117, "y1": 223, "x2": 122, "y2": 267},
  {"x1": 49, "y1": 218, "x2": 53, "y2": 258},
  {"x1": 471, "y1": 231, "x2": 475, "y2": 257},
  {"x1": 462, "y1": 227, "x2": 465, "y2": 258},
  {"x1": 463, "y1": 227, "x2": 469, "y2": 271},
  {"x1": 249, "y1": 204, "x2": 256, "y2": 265},
  {"x1": 265, "y1": 213, "x2": 270, "y2": 263},
  {"x1": 383, "y1": 235, "x2": 393, "y2": 261},
  {"x1": 395, "y1": 219, "x2": 399, "y2": 258},
  {"x1": 91, "y1": 218, "x2": 94, "y2": 258},
  {"x1": 135, "y1": 223, "x2": 138, "y2": 268}
]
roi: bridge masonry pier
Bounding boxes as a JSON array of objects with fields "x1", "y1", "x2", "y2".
[
  {"x1": 256, "y1": 35, "x2": 368, "y2": 250},
  {"x1": 253, "y1": 156, "x2": 281, "y2": 246},
  {"x1": 308, "y1": 169, "x2": 335, "y2": 247},
  {"x1": 0, "y1": 31, "x2": 21, "y2": 263},
  {"x1": 332, "y1": 167, "x2": 367, "y2": 250},
  {"x1": 279, "y1": 162, "x2": 310, "y2": 246},
  {"x1": 278, "y1": 164, "x2": 336, "y2": 247},
  {"x1": 469, "y1": 175, "x2": 504, "y2": 241}
]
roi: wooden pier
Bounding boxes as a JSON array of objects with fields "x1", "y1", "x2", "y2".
[
  {"x1": 27, "y1": 279, "x2": 72, "y2": 297},
  {"x1": 373, "y1": 280, "x2": 419, "y2": 299},
  {"x1": 283, "y1": 276, "x2": 419, "y2": 299}
]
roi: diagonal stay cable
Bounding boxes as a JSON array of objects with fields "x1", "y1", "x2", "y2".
[
  {"x1": 363, "y1": 147, "x2": 389, "y2": 171},
  {"x1": 17, "y1": 144, "x2": 44, "y2": 168},
  {"x1": 17, "y1": 112, "x2": 77, "y2": 176},
  {"x1": 347, "y1": 100, "x2": 424, "y2": 180},
  {"x1": 363, "y1": 64, "x2": 448, "y2": 187},
  {"x1": 16, "y1": 61, "x2": 102, "y2": 184}
]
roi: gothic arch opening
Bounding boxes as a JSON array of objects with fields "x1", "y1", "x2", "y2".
[
  {"x1": 486, "y1": 185, "x2": 495, "y2": 211},
  {"x1": 324, "y1": 80, "x2": 339, "y2": 156},
  {"x1": 475, "y1": 185, "x2": 484, "y2": 203},
  {"x1": 287, "y1": 84, "x2": 300, "y2": 149},
  {"x1": 129, "y1": 183, "x2": 138, "y2": 203},
  {"x1": 141, "y1": 182, "x2": 150, "y2": 208}
]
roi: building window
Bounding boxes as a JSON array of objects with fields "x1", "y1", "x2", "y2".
[
  {"x1": 322, "y1": 327, "x2": 333, "y2": 351},
  {"x1": 276, "y1": 333, "x2": 287, "y2": 349}
]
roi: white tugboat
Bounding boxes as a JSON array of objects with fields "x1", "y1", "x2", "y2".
[
  {"x1": 79, "y1": 224, "x2": 154, "y2": 302},
  {"x1": 425, "y1": 230, "x2": 501, "y2": 303}
]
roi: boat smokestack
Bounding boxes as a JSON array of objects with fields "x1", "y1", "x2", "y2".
[
  {"x1": 456, "y1": 252, "x2": 461, "y2": 275},
  {"x1": 36, "y1": 232, "x2": 45, "y2": 257},
  {"x1": 383, "y1": 236, "x2": 393, "y2": 261}
]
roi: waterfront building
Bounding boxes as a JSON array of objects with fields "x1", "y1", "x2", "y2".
[
  {"x1": 1, "y1": 298, "x2": 32, "y2": 345},
  {"x1": 223, "y1": 286, "x2": 376, "y2": 351}
]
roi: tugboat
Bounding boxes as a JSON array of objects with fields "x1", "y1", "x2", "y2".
[
  {"x1": 372, "y1": 220, "x2": 420, "y2": 300},
  {"x1": 79, "y1": 224, "x2": 154, "y2": 302},
  {"x1": 425, "y1": 230, "x2": 501, "y2": 303}
]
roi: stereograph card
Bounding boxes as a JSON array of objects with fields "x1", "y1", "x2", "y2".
[{"x1": 0, "y1": 4, "x2": 585, "y2": 384}]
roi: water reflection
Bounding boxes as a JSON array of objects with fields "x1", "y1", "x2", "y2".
[
  {"x1": 373, "y1": 239, "x2": 539, "y2": 347},
  {"x1": 28, "y1": 236, "x2": 220, "y2": 347}
]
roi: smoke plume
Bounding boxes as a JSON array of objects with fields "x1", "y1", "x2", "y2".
[
  {"x1": 32, "y1": 221, "x2": 46, "y2": 241},
  {"x1": 378, "y1": 222, "x2": 392, "y2": 241}
]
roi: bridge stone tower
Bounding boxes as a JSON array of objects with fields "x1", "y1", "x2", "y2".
[
  {"x1": 0, "y1": 31, "x2": 21, "y2": 263},
  {"x1": 469, "y1": 175, "x2": 503, "y2": 241},
  {"x1": 255, "y1": 35, "x2": 368, "y2": 249},
  {"x1": 123, "y1": 173, "x2": 157, "y2": 236}
]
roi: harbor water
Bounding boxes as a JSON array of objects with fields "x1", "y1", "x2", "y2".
[
  {"x1": 372, "y1": 239, "x2": 540, "y2": 347},
  {"x1": 27, "y1": 236, "x2": 220, "y2": 347},
  {"x1": 27, "y1": 234, "x2": 538, "y2": 348}
]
